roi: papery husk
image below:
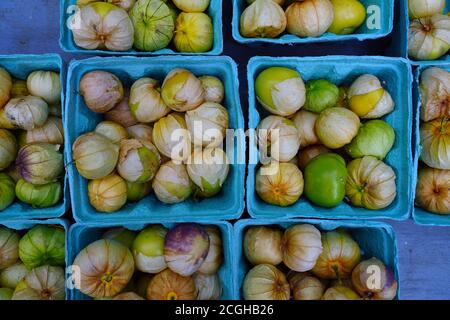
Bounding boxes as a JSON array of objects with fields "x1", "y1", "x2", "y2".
[
  {"x1": 73, "y1": 239, "x2": 135, "y2": 298},
  {"x1": 71, "y1": 2, "x2": 134, "y2": 51},
  {"x1": 27, "y1": 71, "x2": 61, "y2": 104},
  {"x1": 242, "y1": 264, "x2": 290, "y2": 300},
  {"x1": 147, "y1": 269, "x2": 197, "y2": 300},
  {"x1": 152, "y1": 160, "x2": 193, "y2": 204},
  {"x1": 0, "y1": 129, "x2": 18, "y2": 171},
  {"x1": 132, "y1": 225, "x2": 168, "y2": 274},
  {"x1": 0, "y1": 227, "x2": 19, "y2": 270},
  {"x1": 312, "y1": 230, "x2": 361, "y2": 279},
  {"x1": 198, "y1": 226, "x2": 223, "y2": 274},
  {"x1": 0, "y1": 68, "x2": 12, "y2": 109},
  {"x1": 420, "y1": 117, "x2": 450, "y2": 169},
  {"x1": 4, "y1": 96, "x2": 49, "y2": 131},
  {"x1": 24, "y1": 117, "x2": 64, "y2": 145},
  {"x1": 292, "y1": 110, "x2": 319, "y2": 148},
  {"x1": 15, "y1": 179, "x2": 62, "y2": 208},
  {"x1": 173, "y1": 0, "x2": 210, "y2": 12},
  {"x1": 95, "y1": 121, "x2": 128, "y2": 144},
  {"x1": 194, "y1": 273, "x2": 222, "y2": 300},
  {"x1": 174, "y1": 13, "x2": 213, "y2": 53},
  {"x1": 420, "y1": 67, "x2": 450, "y2": 122},
  {"x1": 200, "y1": 76, "x2": 224, "y2": 103},
  {"x1": 105, "y1": 92, "x2": 138, "y2": 127},
  {"x1": 351, "y1": 257, "x2": 387, "y2": 297},
  {"x1": 127, "y1": 124, "x2": 153, "y2": 144},
  {"x1": 285, "y1": 0, "x2": 334, "y2": 37},
  {"x1": 244, "y1": 226, "x2": 283, "y2": 265},
  {"x1": 415, "y1": 166, "x2": 450, "y2": 214},
  {"x1": 408, "y1": 0, "x2": 446, "y2": 19},
  {"x1": 80, "y1": 71, "x2": 124, "y2": 113},
  {"x1": 322, "y1": 285, "x2": 360, "y2": 300},
  {"x1": 129, "y1": 78, "x2": 170, "y2": 123},
  {"x1": 255, "y1": 162, "x2": 304, "y2": 207},
  {"x1": 0, "y1": 173, "x2": 15, "y2": 211},
  {"x1": 88, "y1": 173, "x2": 127, "y2": 213},
  {"x1": 408, "y1": 14, "x2": 450, "y2": 60},
  {"x1": 282, "y1": 224, "x2": 323, "y2": 272},
  {"x1": 77, "y1": 0, "x2": 136, "y2": 12},
  {"x1": 240, "y1": 0, "x2": 287, "y2": 38}
]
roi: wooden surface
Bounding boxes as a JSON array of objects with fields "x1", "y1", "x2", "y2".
[{"x1": 0, "y1": 0, "x2": 448, "y2": 300}]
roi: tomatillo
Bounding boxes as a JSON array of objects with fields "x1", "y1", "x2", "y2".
[{"x1": 304, "y1": 153, "x2": 347, "y2": 207}]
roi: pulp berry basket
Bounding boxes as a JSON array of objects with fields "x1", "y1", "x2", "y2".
[
  {"x1": 0, "y1": 54, "x2": 69, "y2": 220},
  {"x1": 398, "y1": 0, "x2": 450, "y2": 64},
  {"x1": 412, "y1": 62, "x2": 450, "y2": 226},
  {"x1": 0, "y1": 219, "x2": 70, "y2": 299},
  {"x1": 67, "y1": 220, "x2": 234, "y2": 300},
  {"x1": 64, "y1": 56, "x2": 245, "y2": 223},
  {"x1": 59, "y1": 0, "x2": 223, "y2": 55},
  {"x1": 233, "y1": 219, "x2": 400, "y2": 300},
  {"x1": 232, "y1": 0, "x2": 394, "y2": 45},
  {"x1": 247, "y1": 56, "x2": 413, "y2": 220}
]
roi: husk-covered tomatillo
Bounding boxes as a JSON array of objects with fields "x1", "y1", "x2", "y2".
[
  {"x1": 18, "y1": 225, "x2": 65, "y2": 269},
  {"x1": 0, "y1": 227, "x2": 19, "y2": 270},
  {"x1": 312, "y1": 230, "x2": 361, "y2": 279},
  {"x1": 288, "y1": 272, "x2": 325, "y2": 300},
  {"x1": 255, "y1": 162, "x2": 304, "y2": 207},
  {"x1": 0, "y1": 262, "x2": 29, "y2": 289},
  {"x1": 95, "y1": 121, "x2": 128, "y2": 144},
  {"x1": 105, "y1": 93, "x2": 138, "y2": 128},
  {"x1": 0, "y1": 129, "x2": 17, "y2": 171},
  {"x1": 161, "y1": 69, "x2": 205, "y2": 112},
  {"x1": 117, "y1": 139, "x2": 161, "y2": 183},
  {"x1": 174, "y1": 13, "x2": 214, "y2": 53},
  {"x1": 127, "y1": 124, "x2": 153, "y2": 144},
  {"x1": 164, "y1": 223, "x2": 210, "y2": 277},
  {"x1": 71, "y1": 2, "x2": 134, "y2": 51},
  {"x1": 285, "y1": 0, "x2": 334, "y2": 37},
  {"x1": 345, "y1": 120, "x2": 396, "y2": 160},
  {"x1": 240, "y1": 0, "x2": 287, "y2": 38},
  {"x1": 11, "y1": 265, "x2": 65, "y2": 300},
  {"x1": 408, "y1": 14, "x2": 450, "y2": 60},
  {"x1": 420, "y1": 117, "x2": 450, "y2": 169},
  {"x1": 23, "y1": 117, "x2": 64, "y2": 146},
  {"x1": 173, "y1": 0, "x2": 210, "y2": 12},
  {"x1": 200, "y1": 76, "x2": 224, "y2": 103},
  {"x1": 16, "y1": 143, "x2": 63, "y2": 185},
  {"x1": 298, "y1": 145, "x2": 330, "y2": 170},
  {"x1": 73, "y1": 239, "x2": 135, "y2": 298},
  {"x1": 130, "y1": 0, "x2": 174, "y2": 52},
  {"x1": 194, "y1": 273, "x2": 222, "y2": 300},
  {"x1": 244, "y1": 226, "x2": 283, "y2": 266},
  {"x1": 11, "y1": 79, "x2": 29, "y2": 99},
  {"x1": 147, "y1": 269, "x2": 197, "y2": 300},
  {"x1": 282, "y1": 224, "x2": 323, "y2": 272},
  {"x1": 372, "y1": 268, "x2": 398, "y2": 300},
  {"x1": 26, "y1": 71, "x2": 61, "y2": 104},
  {"x1": 185, "y1": 102, "x2": 229, "y2": 148},
  {"x1": 348, "y1": 74, "x2": 395, "y2": 118},
  {"x1": 415, "y1": 167, "x2": 450, "y2": 214},
  {"x1": 77, "y1": 0, "x2": 137, "y2": 12},
  {"x1": 420, "y1": 67, "x2": 450, "y2": 122},
  {"x1": 255, "y1": 67, "x2": 306, "y2": 117},
  {"x1": 5, "y1": 96, "x2": 49, "y2": 131},
  {"x1": 0, "y1": 67, "x2": 12, "y2": 109},
  {"x1": 152, "y1": 160, "x2": 193, "y2": 204},
  {"x1": 80, "y1": 71, "x2": 124, "y2": 114},
  {"x1": 15, "y1": 179, "x2": 62, "y2": 209},
  {"x1": 72, "y1": 132, "x2": 119, "y2": 180},
  {"x1": 129, "y1": 78, "x2": 170, "y2": 123},
  {"x1": 346, "y1": 156, "x2": 397, "y2": 210},
  {"x1": 257, "y1": 115, "x2": 300, "y2": 162},
  {"x1": 132, "y1": 225, "x2": 168, "y2": 274},
  {"x1": 242, "y1": 264, "x2": 290, "y2": 300},
  {"x1": 152, "y1": 113, "x2": 191, "y2": 161},
  {"x1": 0, "y1": 173, "x2": 15, "y2": 211},
  {"x1": 408, "y1": 0, "x2": 446, "y2": 19},
  {"x1": 351, "y1": 257, "x2": 388, "y2": 298},
  {"x1": 186, "y1": 147, "x2": 230, "y2": 198},
  {"x1": 315, "y1": 107, "x2": 360, "y2": 149},
  {"x1": 292, "y1": 110, "x2": 319, "y2": 148},
  {"x1": 88, "y1": 173, "x2": 127, "y2": 213},
  {"x1": 198, "y1": 226, "x2": 223, "y2": 275}
]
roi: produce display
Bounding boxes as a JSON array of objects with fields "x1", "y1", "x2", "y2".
[
  {"x1": 239, "y1": 0, "x2": 367, "y2": 39},
  {"x1": 71, "y1": 0, "x2": 215, "y2": 53},
  {"x1": 71, "y1": 223, "x2": 225, "y2": 300},
  {"x1": 415, "y1": 67, "x2": 450, "y2": 215},
  {"x1": 254, "y1": 67, "x2": 397, "y2": 210},
  {"x1": 71, "y1": 68, "x2": 231, "y2": 214},
  {"x1": 0, "y1": 66, "x2": 64, "y2": 212},
  {"x1": 241, "y1": 224, "x2": 398, "y2": 300},
  {"x1": 407, "y1": 0, "x2": 450, "y2": 60},
  {"x1": 0, "y1": 225, "x2": 66, "y2": 300}
]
